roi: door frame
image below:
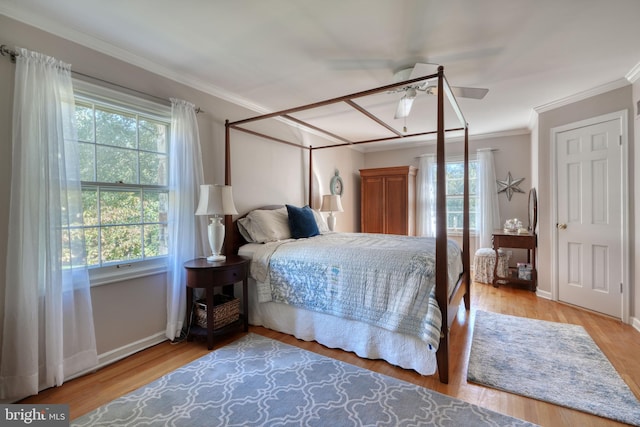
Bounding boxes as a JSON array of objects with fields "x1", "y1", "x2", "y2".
[{"x1": 550, "y1": 110, "x2": 629, "y2": 322}]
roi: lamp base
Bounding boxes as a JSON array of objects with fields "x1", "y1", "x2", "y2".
[
  {"x1": 327, "y1": 212, "x2": 337, "y2": 231},
  {"x1": 207, "y1": 254, "x2": 226, "y2": 262}
]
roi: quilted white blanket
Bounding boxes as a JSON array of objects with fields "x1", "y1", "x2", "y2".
[{"x1": 247, "y1": 232, "x2": 462, "y2": 350}]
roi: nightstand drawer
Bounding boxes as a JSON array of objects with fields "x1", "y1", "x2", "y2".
[
  {"x1": 186, "y1": 263, "x2": 248, "y2": 288},
  {"x1": 207, "y1": 266, "x2": 247, "y2": 285}
]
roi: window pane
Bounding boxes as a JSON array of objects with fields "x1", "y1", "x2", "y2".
[
  {"x1": 447, "y1": 198, "x2": 463, "y2": 212},
  {"x1": 61, "y1": 229, "x2": 71, "y2": 267},
  {"x1": 144, "y1": 224, "x2": 168, "y2": 257},
  {"x1": 97, "y1": 145, "x2": 138, "y2": 184},
  {"x1": 144, "y1": 191, "x2": 168, "y2": 223},
  {"x1": 139, "y1": 118, "x2": 168, "y2": 153},
  {"x1": 469, "y1": 178, "x2": 478, "y2": 195},
  {"x1": 79, "y1": 142, "x2": 95, "y2": 182},
  {"x1": 82, "y1": 188, "x2": 98, "y2": 226},
  {"x1": 75, "y1": 103, "x2": 94, "y2": 143},
  {"x1": 447, "y1": 213, "x2": 463, "y2": 229},
  {"x1": 140, "y1": 152, "x2": 168, "y2": 185},
  {"x1": 100, "y1": 190, "x2": 142, "y2": 225},
  {"x1": 96, "y1": 107, "x2": 137, "y2": 148},
  {"x1": 101, "y1": 225, "x2": 142, "y2": 263},
  {"x1": 65, "y1": 228, "x2": 88, "y2": 267},
  {"x1": 447, "y1": 178, "x2": 464, "y2": 195},
  {"x1": 446, "y1": 162, "x2": 464, "y2": 178},
  {"x1": 84, "y1": 226, "x2": 100, "y2": 267}
]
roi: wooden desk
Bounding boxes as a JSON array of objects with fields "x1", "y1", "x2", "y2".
[
  {"x1": 492, "y1": 231, "x2": 537, "y2": 291},
  {"x1": 184, "y1": 255, "x2": 250, "y2": 349}
]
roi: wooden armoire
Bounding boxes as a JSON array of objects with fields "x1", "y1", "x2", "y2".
[{"x1": 359, "y1": 166, "x2": 417, "y2": 235}]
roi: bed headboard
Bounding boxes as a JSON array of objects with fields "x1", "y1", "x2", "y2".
[{"x1": 229, "y1": 205, "x2": 284, "y2": 255}]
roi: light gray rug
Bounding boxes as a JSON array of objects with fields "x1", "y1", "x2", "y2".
[
  {"x1": 468, "y1": 310, "x2": 640, "y2": 426},
  {"x1": 73, "y1": 333, "x2": 536, "y2": 426}
]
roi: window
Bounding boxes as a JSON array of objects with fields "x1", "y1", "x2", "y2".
[
  {"x1": 444, "y1": 160, "x2": 478, "y2": 232},
  {"x1": 73, "y1": 82, "x2": 171, "y2": 283}
]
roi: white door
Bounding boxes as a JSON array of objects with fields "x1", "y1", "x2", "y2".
[{"x1": 555, "y1": 117, "x2": 624, "y2": 318}]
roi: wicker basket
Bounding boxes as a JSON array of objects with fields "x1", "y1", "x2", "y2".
[{"x1": 194, "y1": 294, "x2": 240, "y2": 330}]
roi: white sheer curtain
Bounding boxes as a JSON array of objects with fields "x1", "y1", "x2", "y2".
[
  {"x1": 476, "y1": 149, "x2": 501, "y2": 248},
  {"x1": 165, "y1": 99, "x2": 207, "y2": 340},
  {"x1": 416, "y1": 154, "x2": 437, "y2": 237},
  {"x1": 0, "y1": 48, "x2": 98, "y2": 400}
]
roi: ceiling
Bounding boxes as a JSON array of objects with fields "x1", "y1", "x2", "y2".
[{"x1": 2, "y1": 0, "x2": 640, "y2": 147}]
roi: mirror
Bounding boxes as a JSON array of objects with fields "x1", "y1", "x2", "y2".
[{"x1": 528, "y1": 188, "x2": 537, "y2": 232}]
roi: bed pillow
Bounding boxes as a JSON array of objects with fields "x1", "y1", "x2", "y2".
[
  {"x1": 237, "y1": 217, "x2": 256, "y2": 242},
  {"x1": 311, "y1": 208, "x2": 331, "y2": 233},
  {"x1": 240, "y1": 207, "x2": 291, "y2": 243},
  {"x1": 286, "y1": 204, "x2": 320, "y2": 239}
]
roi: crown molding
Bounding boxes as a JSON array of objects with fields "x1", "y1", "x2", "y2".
[
  {"x1": 361, "y1": 128, "x2": 531, "y2": 153},
  {"x1": 625, "y1": 61, "x2": 640, "y2": 83},
  {"x1": 534, "y1": 78, "x2": 630, "y2": 114}
]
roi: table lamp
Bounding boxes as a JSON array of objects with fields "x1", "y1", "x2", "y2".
[
  {"x1": 195, "y1": 184, "x2": 238, "y2": 262},
  {"x1": 320, "y1": 194, "x2": 343, "y2": 231}
]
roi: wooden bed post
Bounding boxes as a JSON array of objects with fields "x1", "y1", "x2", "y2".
[
  {"x1": 434, "y1": 66, "x2": 450, "y2": 384},
  {"x1": 224, "y1": 120, "x2": 233, "y2": 256},
  {"x1": 309, "y1": 146, "x2": 313, "y2": 207},
  {"x1": 463, "y1": 126, "x2": 471, "y2": 309}
]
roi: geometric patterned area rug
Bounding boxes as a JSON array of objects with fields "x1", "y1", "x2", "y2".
[
  {"x1": 468, "y1": 310, "x2": 640, "y2": 426},
  {"x1": 73, "y1": 333, "x2": 537, "y2": 427}
]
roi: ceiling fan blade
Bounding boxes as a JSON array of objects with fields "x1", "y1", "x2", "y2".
[
  {"x1": 451, "y1": 86, "x2": 489, "y2": 99},
  {"x1": 409, "y1": 62, "x2": 439, "y2": 79}
]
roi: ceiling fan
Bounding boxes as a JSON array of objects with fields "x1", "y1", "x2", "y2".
[{"x1": 391, "y1": 63, "x2": 488, "y2": 119}]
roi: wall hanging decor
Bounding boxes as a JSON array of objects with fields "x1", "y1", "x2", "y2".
[
  {"x1": 497, "y1": 171, "x2": 524, "y2": 201},
  {"x1": 330, "y1": 169, "x2": 344, "y2": 196}
]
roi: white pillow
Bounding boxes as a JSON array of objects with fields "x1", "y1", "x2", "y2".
[
  {"x1": 312, "y1": 209, "x2": 331, "y2": 233},
  {"x1": 242, "y1": 207, "x2": 292, "y2": 243},
  {"x1": 237, "y1": 217, "x2": 255, "y2": 242}
]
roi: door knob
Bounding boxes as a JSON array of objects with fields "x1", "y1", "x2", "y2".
[{"x1": 557, "y1": 223, "x2": 567, "y2": 230}]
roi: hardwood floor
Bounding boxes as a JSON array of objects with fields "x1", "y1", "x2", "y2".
[{"x1": 21, "y1": 282, "x2": 640, "y2": 426}]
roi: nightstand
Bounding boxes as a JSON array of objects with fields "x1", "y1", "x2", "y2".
[{"x1": 184, "y1": 255, "x2": 250, "y2": 349}]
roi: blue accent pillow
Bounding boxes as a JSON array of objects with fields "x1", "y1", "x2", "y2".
[{"x1": 286, "y1": 205, "x2": 320, "y2": 239}]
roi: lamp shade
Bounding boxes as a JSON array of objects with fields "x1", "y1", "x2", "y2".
[
  {"x1": 320, "y1": 194, "x2": 343, "y2": 213},
  {"x1": 195, "y1": 184, "x2": 238, "y2": 216}
]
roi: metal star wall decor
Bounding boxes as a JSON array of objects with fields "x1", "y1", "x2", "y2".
[{"x1": 497, "y1": 171, "x2": 525, "y2": 201}]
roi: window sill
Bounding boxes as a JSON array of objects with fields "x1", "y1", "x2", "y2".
[
  {"x1": 447, "y1": 230, "x2": 478, "y2": 237},
  {"x1": 89, "y1": 258, "x2": 168, "y2": 287}
]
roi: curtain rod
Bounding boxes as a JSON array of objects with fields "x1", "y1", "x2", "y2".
[{"x1": 1, "y1": 44, "x2": 203, "y2": 113}]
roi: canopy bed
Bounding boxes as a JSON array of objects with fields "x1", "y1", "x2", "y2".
[{"x1": 223, "y1": 66, "x2": 471, "y2": 384}]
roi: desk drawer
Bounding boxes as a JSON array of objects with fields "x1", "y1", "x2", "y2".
[{"x1": 493, "y1": 234, "x2": 535, "y2": 249}]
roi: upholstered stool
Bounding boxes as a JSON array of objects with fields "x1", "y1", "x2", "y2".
[{"x1": 473, "y1": 248, "x2": 509, "y2": 284}]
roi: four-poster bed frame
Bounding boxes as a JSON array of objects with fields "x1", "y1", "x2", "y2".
[{"x1": 223, "y1": 66, "x2": 471, "y2": 384}]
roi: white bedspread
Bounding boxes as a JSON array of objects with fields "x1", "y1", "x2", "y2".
[{"x1": 245, "y1": 232, "x2": 462, "y2": 351}]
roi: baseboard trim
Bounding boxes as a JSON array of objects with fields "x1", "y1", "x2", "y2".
[
  {"x1": 535, "y1": 288, "x2": 552, "y2": 300},
  {"x1": 63, "y1": 331, "x2": 167, "y2": 385},
  {"x1": 97, "y1": 331, "x2": 168, "y2": 370},
  {"x1": 631, "y1": 316, "x2": 640, "y2": 333}
]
